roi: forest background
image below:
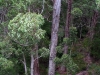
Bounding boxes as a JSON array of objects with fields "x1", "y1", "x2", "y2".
[{"x1": 0, "y1": 0, "x2": 100, "y2": 75}]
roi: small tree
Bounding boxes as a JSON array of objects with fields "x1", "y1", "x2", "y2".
[{"x1": 8, "y1": 12, "x2": 48, "y2": 75}]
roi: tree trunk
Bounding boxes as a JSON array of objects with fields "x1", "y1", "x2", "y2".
[
  {"x1": 87, "y1": 10, "x2": 98, "y2": 40},
  {"x1": 31, "y1": 44, "x2": 39, "y2": 75},
  {"x1": 34, "y1": 59, "x2": 40, "y2": 75},
  {"x1": 48, "y1": 0, "x2": 61, "y2": 75},
  {"x1": 60, "y1": 0, "x2": 72, "y2": 72},
  {"x1": 34, "y1": 45, "x2": 40, "y2": 75},
  {"x1": 64, "y1": 0, "x2": 72, "y2": 54},
  {"x1": 31, "y1": 49, "x2": 34, "y2": 75},
  {"x1": 85, "y1": 10, "x2": 98, "y2": 69},
  {"x1": 23, "y1": 53, "x2": 28, "y2": 75}
]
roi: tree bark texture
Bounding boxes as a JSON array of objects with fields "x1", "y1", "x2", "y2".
[
  {"x1": 34, "y1": 45, "x2": 40, "y2": 75},
  {"x1": 85, "y1": 10, "x2": 98, "y2": 69},
  {"x1": 48, "y1": 0, "x2": 61, "y2": 75},
  {"x1": 64, "y1": 0, "x2": 72, "y2": 54},
  {"x1": 31, "y1": 44, "x2": 39, "y2": 75},
  {"x1": 31, "y1": 49, "x2": 34, "y2": 75},
  {"x1": 87, "y1": 10, "x2": 98, "y2": 40},
  {"x1": 60, "y1": 0, "x2": 72, "y2": 72},
  {"x1": 22, "y1": 53, "x2": 28, "y2": 75}
]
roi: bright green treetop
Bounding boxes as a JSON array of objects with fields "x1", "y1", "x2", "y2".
[{"x1": 8, "y1": 12, "x2": 45, "y2": 46}]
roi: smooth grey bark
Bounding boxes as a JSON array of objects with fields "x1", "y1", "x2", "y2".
[
  {"x1": 31, "y1": 49, "x2": 34, "y2": 75},
  {"x1": 48, "y1": 0, "x2": 61, "y2": 75},
  {"x1": 23, "y1": 53, "x2": 28, "y2": 75},
  {"x1": 21, "y1": 53, "x2": 28, "y2": 75}
]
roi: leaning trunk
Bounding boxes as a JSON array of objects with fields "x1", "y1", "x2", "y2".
[{"x1": 48, "y1": 0, "x2": 61, "y2": 75}]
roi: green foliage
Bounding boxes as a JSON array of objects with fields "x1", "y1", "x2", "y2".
[
  {"x1": 8, "y1": 12, "x2": 45, "y2": 45},
  {"x1": 91, "y1": 38, "x2": 100, "y2": 59},
  {"x1": 69, "y1": 27, "x2": 77, "y2": 42},
  {"x1": 0, "y1": 57, "x2": 15, "y2": 75},
  {"x1": 70, "y1": 41, "x2": 87, "y2": 72},
  {"x1": 91, "y1": 24, "x2": 100, "y2": 59},
  {"x1": 55, "y1": 72, "x2": 60, "y2": 75},
  {"x1": 39, "y1": 47, "x2": 49, "y2": 57},
  {"x1": 63, "y1": 27, "x2": 77, "y2": 46},
  {"x1": 6, "y1": 0, "x2": 35, "y2": 10},
  {"x1": 0, "y1": 0, "x2": 100, "y2": 75},
  {"x1": 73, "y1": 0, "x2": 95, "y2": 17},
  {"x1": 72, "y1": 53, "x2": 86, "y2": 71},
  {"x1": 71, "y1": 8, "x2": 82, "y2": 17},
  {"x1": 0, "y1": 39, "x2": 16, "y2": 58},
  {"x1": 54, "y1": 57, "x2": 61, "y2": 64},
  {"x1": 63, "y1": 37, "x2": 72, "y2": 45},
  {"x1": 0, "y1": 41, "x2": 6, "y2": 48},
  {"x1": 0, "y1": 0, "x2": 12, "y2": 7},
  {"x1": 82, "y1": 38, "x2": 91, "y2": 49},
  {"x1": 56, "y1": 46, "x2": 62, "y2": 53},
  {"x1": 0, "y1": 57, "x2": 14, "y2": 70},
  {"x1": 88, "y1": 64, "x2": 100, "y2": 75},
  {"x1": 55, "y1": 54, "x2": 78, "y2": 74},
  {"x1": 96, "y1": 0, "x2": 100, "y2": 10},
  {"x1": 61, "y1": 54, "x2": 78, "y2": 74}
]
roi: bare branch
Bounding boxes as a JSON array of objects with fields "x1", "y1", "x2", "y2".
[{"x1": 41, "y1": 0, "x2": 45, "y2": 14}]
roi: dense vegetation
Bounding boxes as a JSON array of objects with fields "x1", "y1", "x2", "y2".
[{"x1": 0, "y1": 0, "x2": 100, "y2": 75}]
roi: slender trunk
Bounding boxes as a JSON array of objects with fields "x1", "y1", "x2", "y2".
[
  {"x1": 85, "y1": 10, "x2": 98, "y2": 69},
  {"x1": 21, "y1": 53, "x2": 28, "y2": 75},
  {"x1": 34, "y1": 59, "x2": 39, "y2": 75},
  {"x1": 31, "y1": 49, "x2": 34, "y2": 75},
  {"x1": 87, "y1": 10, "x2": 98, "y2": 40},
  {"x1": 34, "y1": 44, "x2": 40, "y2": 75},
  {"x1": 48, "y1": 0, "x2": 61, "y2": 75},
  {"x1": 79, "y1": 24, "x2": 82, "y2": 39},
  {"x1": 23, "y1": 53, "x2": 28, "y2": 75},
  {"x1": 31, "y1": 44, "x2": 39, "y2": 75},
  {"x1": 25, "y1": 63, "x2": 28, "y2": 75},
  {"x1": 64, "y1": 0, "x2": 72, "y2": 54},
  {"x1": 60, "y1": 0, "x2": 72, "y2": 72}
]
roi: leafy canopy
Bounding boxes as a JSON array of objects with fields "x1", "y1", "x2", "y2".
[{"x1": 8, "y1": 12, "x2": 45, "y2": 46}]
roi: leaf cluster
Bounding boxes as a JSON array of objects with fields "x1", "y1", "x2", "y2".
[
  {"x1": 8, "y1": 12, "x2": 45, "y2": 45},
  {"x1": 55, "y1": 54, "x2": 78, "y2": 74}
]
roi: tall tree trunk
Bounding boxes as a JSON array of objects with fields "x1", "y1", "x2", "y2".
[
  {"x1": 60, "y1": 0, "x2": 72, "y2": 72},
  {"x1": 87, "y1": 10, "x2": 98, "y2": 40},
  {"x1": 64, "y1": 0, "x2": 72, "y2": 54},
  {"x1": 48, "y1": 0, "x2": 61, "y2": 75},
  {"x1": 85, "y1": 10, "x2": 98, "y2": 69}
]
